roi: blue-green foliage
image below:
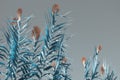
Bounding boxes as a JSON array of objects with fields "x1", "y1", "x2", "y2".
[
  {"x1": 83, "y1": 47, "x2": 117, "y2": 80},
  {"x1": 31, "y1": 9, "x2": 71, "y2": 80},
  {"x1": 3, "y1": 15, "x2": 33, "y2": 80},
  {"x1": 0, "y1": 6, "x2": 71, "y2": 80}
]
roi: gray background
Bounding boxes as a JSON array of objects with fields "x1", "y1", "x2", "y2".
[{"x1": 0, "y1": 0, "x2": 120, "y2": 80}]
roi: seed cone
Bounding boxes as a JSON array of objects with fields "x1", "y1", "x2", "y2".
[
  {"x1": 52, "y1": 4, "x2": 60, "y2": 14},
  {"x1": 97, "y1": 44, "x2": 102, "y2": 53},
  {"x1": 82, "y1": 57, "x2": 86, "y2": 67},
  {"x1": 100, "y1": 65, "x2": 105, "y2": 75},
  {"x1": 62, "y1": 57, "x2": 67, "y2": 63},
  {"x1": 51, "y1": 61, "x2": 56, "y2": 67},
  {"x1": 32, "y1": 26, "x2": 41, "y2": 41},
  {"x1": 17, "y1": 8, "x2": 22, "y2": 20}
]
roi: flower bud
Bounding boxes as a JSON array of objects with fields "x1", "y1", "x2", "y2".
[
  {"x1": 82, "y1": 57, "x2": 86, "y2": 67},
  {"x1": 52, "y1": 4, "x2": 60, "y2": 14},
  {"x1": 51, "y1": 61, "x2": 56, "y2": 67},
  {"x1": 100, "y1": 65, "x2": 105, "y2": 75},
  {"x1": 17, "y1": 8, "x2": 22, "y2": 21},
  {"x1": 97, "y1": 44, "x2": 102, "y2": 53},
  {"x1": 62, "y1": 57, "x2": 67, "y2": 63},
  {"x1": 32, "y1": 26, "x2": 41, "y2": 41}
]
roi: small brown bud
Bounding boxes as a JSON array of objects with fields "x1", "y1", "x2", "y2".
[
  {"x1": 51, "y1": 61, "x2": 56, "y2": 67},
  {"x1": 52, "y1": 4, "x2": 60, "y2": 14},
  {"x1": 82, "y1": 57, "x2": 86, "y2": 67},
  {"x1": 17, "y1": 8, "x2": 22, "y2": 20},
  {"x1": 97, "y1": 44, "x2": 102, "y2": 53},
  {"x1": 100, "y1": 65, "x2": 105, "y2": 75},
  {"x1": 62, "y1": 57, "x2": 67, "y2": 63},
  {"x1": 32, "y1": 26, "x2": 41, "y2": 41}
]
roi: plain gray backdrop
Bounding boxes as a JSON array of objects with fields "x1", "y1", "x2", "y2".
[{"x1": 0, "y1": 0, "x2": 120, "y2": 80}]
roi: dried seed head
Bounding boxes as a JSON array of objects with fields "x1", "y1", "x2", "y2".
[
  {"x1": 62, "y1": 57, "x2": 67, "y2": 63},
  {"x1": 82, "y1": 57, "x2": 86, "y2": 67},
  {"x1": 52, "y1": 4, "x2": 60, "y2": 14},
  {"x1": 32, "y1": 26, "x2": 41, "y2": 41},
  {"x1": 97, "y1": 44, "x2": 102, "y2": 53},
  {"x1": 17, "y1": 8, "x2": 22, "y2": 20},
  {"x1": 51, "y1": 61, "x2": 56, "y2": 67},
  {"x1": 100, "y1": 65, "x2": 105, "y2": 75}
]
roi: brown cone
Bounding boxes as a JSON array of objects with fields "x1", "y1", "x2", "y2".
[
  {"x1": 51, "y1": 61, "x2": 56, "y2": 67},
  {"x1": 32, "y1": 26, "x2": 41, "y2": 40},
  {"x1": 100, "y1": 66, "x2": 105, "y2": 75},
  {"x1": 52, "y1": 4, "x2": 60, "y2": 14},
  {"x1": 17, "y1": 8, "x2": 22, "y2": 20}
]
